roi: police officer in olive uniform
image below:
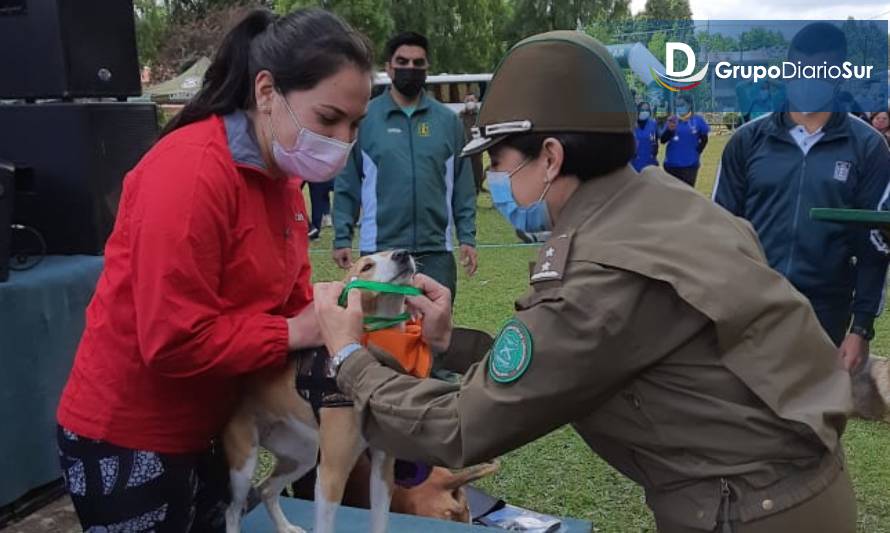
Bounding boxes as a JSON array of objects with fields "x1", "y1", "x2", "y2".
[{"x1": 314, "y1": 32, "x2": 856, "y2": 533}]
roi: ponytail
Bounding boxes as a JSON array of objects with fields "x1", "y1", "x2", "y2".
[{"x1": 160, "y1": 8, "x2": 373, "y2": 138}]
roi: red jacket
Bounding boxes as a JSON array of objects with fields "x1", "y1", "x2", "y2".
[{"x1": 57, "y1": 112, "x2": 313, "y2": 453}]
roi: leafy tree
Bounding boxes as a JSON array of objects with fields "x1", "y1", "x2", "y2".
[
  {"x1": 507, "y1": 0, "x2": 631, "y2": 44},
  {"x1": 276, "y1": 0, "x2": 394, "y2": 61},
  {"x1": 639, "y1": 0, "x2": 691, "y2": 22},
  {"x1": 134, "y1": 0, "x2": 170, "y2": 69},
  {"x1": 737, "y1": 27, "x2": 785, "y2": 52}
]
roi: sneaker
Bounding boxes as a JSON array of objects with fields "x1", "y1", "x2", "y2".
[
  {"x1": 515, "y1": 229, "x2": 551, "y2": 243},
  {"x1": 307, "y1": 227, "x2": 320, "y2": 240},
  {"x1": 321, "y1": 214, "x2": 333, "y2": 228}
]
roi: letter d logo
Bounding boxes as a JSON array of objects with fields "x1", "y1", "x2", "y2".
[{"x1": 666, "y1": 42, "x2": 696, "y2": 77}]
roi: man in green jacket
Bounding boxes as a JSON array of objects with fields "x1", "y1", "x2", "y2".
[{"x1": 332, "y1": 31, "x2": 478, "y2": 299}]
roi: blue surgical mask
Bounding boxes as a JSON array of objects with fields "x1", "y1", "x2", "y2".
[
  {"x1": 638, "y1": 111, "x2": 651, "y2": 121},
  {"x1": 487, "y1": 159, "x2": 553, "y2": 233}
]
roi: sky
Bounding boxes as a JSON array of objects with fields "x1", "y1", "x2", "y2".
[{"x1": 628, "y1": 0, "x2": 890, "y2": 21}]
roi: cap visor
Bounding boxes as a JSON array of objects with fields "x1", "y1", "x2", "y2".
[{"x1": 460, "y1": 134, "x2": 505, "y2": 157}]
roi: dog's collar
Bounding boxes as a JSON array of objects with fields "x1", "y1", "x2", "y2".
[{"x1": 338, "y1": 280, "x2": 423, "y2": 332}]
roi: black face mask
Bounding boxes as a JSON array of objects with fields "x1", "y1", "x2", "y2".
[{"x1": 393, "y1": 68, "x2": 427, "y2": 98}]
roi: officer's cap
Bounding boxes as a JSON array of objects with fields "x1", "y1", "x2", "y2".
[{"x1": 462, "y1": 31, "x2": 635, "y2": 157}]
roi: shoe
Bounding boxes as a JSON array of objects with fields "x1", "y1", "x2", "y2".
[
  {"x1": 515, "y1": 229, "x2": 550, "y2": 243},
  {"x1": 307, "y1": 227, "x2": 320, "y2": 240},
  {"x1": 321, "y1": 214, "x2": 333, "y2": 228},
  {"x1": 515, "y1": 229, "x2": 535, "y2": 243}
]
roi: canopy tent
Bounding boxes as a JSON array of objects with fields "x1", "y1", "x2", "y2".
[{"x1": 144, "y1": 57, "x2": 210, "y2": 103}]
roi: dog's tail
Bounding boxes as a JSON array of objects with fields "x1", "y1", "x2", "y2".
[{"x1": 443, "y1": 461, "x2": 500, "y2": 490}]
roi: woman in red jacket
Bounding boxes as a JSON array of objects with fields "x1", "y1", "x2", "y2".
[{"x1": 55, "y1": 8, "x2": 372, "y2": 531}]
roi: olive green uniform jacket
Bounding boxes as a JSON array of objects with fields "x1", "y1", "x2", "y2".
[{"x1": 337, "y1": 165, "x2": 852, "y2": 531}]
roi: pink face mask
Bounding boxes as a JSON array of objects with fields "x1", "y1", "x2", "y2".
[{"x1": 270, "y1": 94, "x2": 354, "y2": 182}]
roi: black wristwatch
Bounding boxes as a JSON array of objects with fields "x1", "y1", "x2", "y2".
[{"x1": 849, "y1": 325, "x2": 875, "y2": 341}]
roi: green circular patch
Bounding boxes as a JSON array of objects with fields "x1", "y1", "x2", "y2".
[{"x1": 488, "y1": 319, "x2": 533, "y2": 383}]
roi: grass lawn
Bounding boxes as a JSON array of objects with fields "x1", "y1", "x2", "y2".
[{"x1": 296, "y1": 132, "x2": 890, "y2": 532}]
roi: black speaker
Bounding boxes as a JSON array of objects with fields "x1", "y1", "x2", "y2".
[
  {"x1": 0, "y1": 0, "x2": 140, "y2": 99},
  {"x1": 0, "y1": 102, "x2": 159, "y2": 255},
  {"x1": 0, "y1": 161, "x2": 12, "y2": 282}
]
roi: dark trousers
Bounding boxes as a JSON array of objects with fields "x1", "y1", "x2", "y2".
[
  {"x1": 307, "y1": 181, "x2": 332, "y2": 230},
  {"x1": 470, "y1": 153, "x2": 484, "y2": 194},
  {"x1": 414, "y1": 251, "x2": 457, "y2": 304},
  {"x1": 810, "y1": 298, "x2": 852, "y2": 346},
  {"x1": 57, "y1": 426, "x2": 229, "y2": 532},
  {"x1": 664, "y1": 165, "x2": 700, "y2": 188}
]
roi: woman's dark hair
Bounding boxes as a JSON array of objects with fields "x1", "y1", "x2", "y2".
[
  {"x1": 384, "y1": 31, "x2": 429, "y2": 62},
  {"x1": 161, "y1": 8, "x2": 374, "y2": 138},
  {"x1": 502, "y1": 132, "x2": 636, "y2": 180}
]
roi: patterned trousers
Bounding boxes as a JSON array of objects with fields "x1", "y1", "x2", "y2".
[{"x1": 57, "y1": 426, "x2": 230, "y2": 532}]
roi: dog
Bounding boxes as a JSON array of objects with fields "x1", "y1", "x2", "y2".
[
  {"x1": 851, "y1": 355, "x2": 890, "y2": 422},
  {"x1": 390, "y1": 462, "x2": 500, "y2": 522},
  {"x1": 223, "y1": 249, "x2": 491, "y2": 533}
]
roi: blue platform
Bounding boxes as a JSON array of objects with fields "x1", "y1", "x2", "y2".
[
  {"x1": 242, "y1": 496, "x2": 592, "y2": 532},
  {"x1": 0, "y1": 256, "x2": 104, "y2": 508}
]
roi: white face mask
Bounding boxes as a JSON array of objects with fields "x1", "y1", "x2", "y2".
[{"x1": 270, "y1": 94, "x2": 354, "y2": 182}]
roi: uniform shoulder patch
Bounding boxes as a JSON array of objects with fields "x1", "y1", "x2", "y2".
[
  {"x1": 488, "y1": 318, "x2": 534, "y2": 383},
  {"x1": 530, "y1": 232, "x2": 573, "y2": 283}
]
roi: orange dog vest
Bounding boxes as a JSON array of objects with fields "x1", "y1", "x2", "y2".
[{"x1": 362, "y1": 320, "x2": 432, "y2": 378}]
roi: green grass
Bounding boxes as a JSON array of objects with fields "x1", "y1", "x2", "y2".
[{"x1": 292, "y1": 133, "x2": 890, "y2": 532}]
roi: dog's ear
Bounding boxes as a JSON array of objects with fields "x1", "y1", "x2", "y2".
[{"x1": 442, "y1": 461, "x2": 500, "y2": 490}]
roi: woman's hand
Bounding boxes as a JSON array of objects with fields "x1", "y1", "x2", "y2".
[
  {"x1": 406, "y1": 274, "x2": 453, "y2": 353},
  {"x1": 286, "y1": 302, "x2": 324, "y2": 351},
  {"x1": 313, "y1": 282, "x2": 364, "y2": 355}
]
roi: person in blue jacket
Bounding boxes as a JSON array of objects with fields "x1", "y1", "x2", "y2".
[
  {"x1": 660, "y1": 95, "x2": 709, "y2": 187},
  {"x1": 632, "y1": 101, "x2": 658, "y2": 171},
  {"x1": 713, "y1": 22, "x2": 890, "y2": 371}
]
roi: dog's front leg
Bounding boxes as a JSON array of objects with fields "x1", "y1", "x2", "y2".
[{"x1": 368, "y1": 448, "x2": 396, "y2": 533}]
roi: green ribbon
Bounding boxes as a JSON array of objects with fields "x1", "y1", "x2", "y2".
[{"x1": 338, "y1": 279, "x2": 423, "y2": 332}]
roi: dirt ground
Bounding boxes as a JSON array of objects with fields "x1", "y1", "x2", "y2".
[{"x1": 0, "y1": 496, "x2": 80, "y2": 533}]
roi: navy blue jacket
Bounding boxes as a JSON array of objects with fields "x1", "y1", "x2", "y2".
[{"x1": 714, "y1": 112, "x2": 890, "y2": 331}]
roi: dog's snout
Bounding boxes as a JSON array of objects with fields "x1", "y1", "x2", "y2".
[{"x1": 392, "y1": 249, "x2": 410, "y2": 264}]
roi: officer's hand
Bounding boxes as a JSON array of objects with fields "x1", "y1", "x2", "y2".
[
  {"x1": 407, "y1": 274, "x2": 453, "y2": 353},
  {"x1": 838, "y1": 333, "x2": 868, "y2": 371},
  {"x1": 333, "y1": 248, "x2": 354, "y2": 269},
  {"x1": 459, "y1": 244, "x2": 478, "y2": 276},
  {"x1": 314, "y1": 282, "x2": 364, "y2": 355}
]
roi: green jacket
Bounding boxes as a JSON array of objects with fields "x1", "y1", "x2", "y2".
[{"x1": 333, "y1": 91, "x2": 476, "y2": 253}]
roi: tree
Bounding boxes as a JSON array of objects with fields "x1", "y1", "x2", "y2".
[
  {"x1": 737, "y1": 27, "x2": 785, "y2": 52},
  {"x1": 695, "y1": 31, "x2": 738, "y2": 53},
  {"x1": 276, "y1": 0, "x2": 394, "y2": 61},
  {"x1": 507, "y1": 0, "x2": 632, "y2": 45},
  {"x1": 639, "y1": 0, "x2": 691, "y2": 22},
  {"x1": 134, "y1": 0, "x2": 170, "y2": 69},
  {"x1": 151, "y1": 3, "x2": 265, "y2": 80},
  {"x1": 390, "y1": 0, "x2": 508, "y2": 73},
  {"x1": 163, "y1": 0, "x2": 265, "y2": 24}
]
